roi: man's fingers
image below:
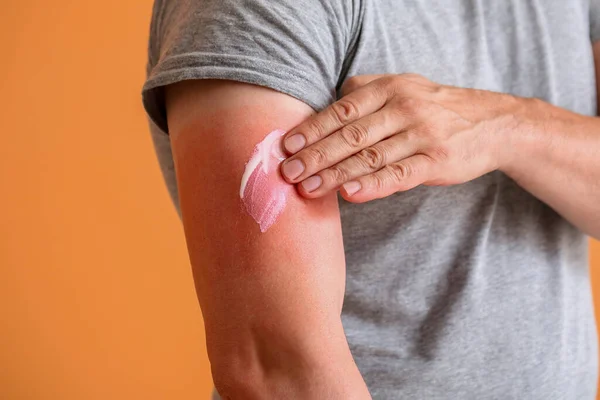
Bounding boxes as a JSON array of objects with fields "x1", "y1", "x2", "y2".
[
  {"x1": 340, "y1": 154, "x2": 435, "y2": 203},
  {"x1": 297, "y1": 131, "x2": 423, "y2": 197},
  {"x1": 281, "y1": 107, "x2": 404, "y2": 183},
  {"x1": 282, "y1": 79, "x2": 391, "y2": 155}
]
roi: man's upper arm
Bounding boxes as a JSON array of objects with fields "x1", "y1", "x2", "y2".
[{"x1": 164, "y1": 79, "x2": 358, "y2": 395}]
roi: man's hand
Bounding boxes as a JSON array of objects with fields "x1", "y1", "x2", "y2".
[
  {"x1": 281, "y1": 67, "x2": 600, "y2": 239},
  {"x1": 280, "y1": 73, "x2": 526, "y2": 203}
]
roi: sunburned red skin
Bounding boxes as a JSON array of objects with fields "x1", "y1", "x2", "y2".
[{"x1": 240, "y1": 129, "x2": 292, "y2": 232}]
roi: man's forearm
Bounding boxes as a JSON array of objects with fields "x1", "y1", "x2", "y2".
[{"x1": 500, "y1": 97, "x2": 600, "y2": 238}]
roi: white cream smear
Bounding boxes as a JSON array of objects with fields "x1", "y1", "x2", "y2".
[{"x1": 239, "y1": 129, "x2": 291, "y2": 232}]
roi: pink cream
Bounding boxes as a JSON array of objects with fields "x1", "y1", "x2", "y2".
[{"x1": 240, "y1": 129, "x2": 291, "y2": 232}]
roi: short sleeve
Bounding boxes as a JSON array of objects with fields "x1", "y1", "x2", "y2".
[
  {"x1": 142, "y1": 0, "x2": 356, "y2": 133},
  {"x1": 591, "y1": 0, "x2": 600, "y2": 42}
]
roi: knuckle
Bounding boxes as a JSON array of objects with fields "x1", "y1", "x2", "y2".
[
  {"x1": 343, "y1": 76, "x2": 361, "y2": 92},
  {"x1": 385, "y1": 162, "x2": 411, "y2": 182},
  {"x1": 379, "y1": 75, "x2": 398, "y2": 87},
  {"x1": 400, "y1": 73, "x2": 423, "y2": 82},
  {"x1": 432, "y1": 83, "x2": 445, "y2": 94},
  {"x1": 403, "y1": 128, "x2": 419, "y2": 143},
  {"x1": 306, "y1": 118, "x2": 326, "y2": 140},
  {"x1": 332, "y1": 99, "x2": 360, "y2": 123},
  {"x1": 377, "y1": 75, "x2": 400, "y2": 94},
  {"x1": 327, "y1": 165, "x2": 348, "y2": 183},
  {"x1": 387, "y1": 103, "x2": 410, "y2": 121},
  {"x1": 372, "y1": 173, "x2": 387, "y2": 191},
  {"x1": 400, "y1": 73, "x2": 432, "y2": 87},
  {"x1": 420, "y1": 121, "x2": 446, "y2": 142},
  {"x1": 357, "y1": 147, "x2": 385, "y2": 170},
  {"x1": 346, "y1": 75, "x2": 360, "y2": 84},
  {"x1": 398, "y1": 97, "x2": 421, "y2": 115},
  {"x1": 428, "y1": 145, "x2": 450, "y2": 161},
  {"x1": 416, "y1": 123, "x2": 434, "y2": 139},
  {"x1": 305, "y1": 146, "x2": 328, "y2": 165},
  {"x1": 340, "y1": 124, "x2": 369, "y2": 148}
]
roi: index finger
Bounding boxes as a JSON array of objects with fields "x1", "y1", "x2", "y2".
[{"x1": 282, "y1": 77, "x2": 392, "y2": 155}]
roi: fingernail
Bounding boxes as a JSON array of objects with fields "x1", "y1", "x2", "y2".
[
  {"x1": 282, "y1": 159, "x2": 305, "y2": 180},
  {"x1": 284, "y1": 134, "x2": 306, "y2": 154},
  {"x1": 343, "y1": 181, "x2": 361, "y2": 196},
  {"x1": 301, "y1": 175, "x2": 322, "y2": 193}
]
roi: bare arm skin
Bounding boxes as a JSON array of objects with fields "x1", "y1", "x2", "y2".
[
  {"x1": 492, "y1": 42, "x2": 600, "y2": 238},
  {"x1": 165, "y1": 80, "x2": 370, "y2": 399},
  {"x1": 277, "y1": 45, "x2": 600, "y2": 239},
  {"x1": 497, "y1": 43, "x2": 600, "y2": 238}
]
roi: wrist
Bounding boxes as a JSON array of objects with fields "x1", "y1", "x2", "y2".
[
  {"x1": 497, "y1": 96, "x2": 592, "y2": 180},
  {"x1": 495, "y1": 95, "x2": 548, "y2": 175}
]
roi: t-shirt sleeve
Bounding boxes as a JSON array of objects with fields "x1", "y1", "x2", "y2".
[
  {"x1": 591, "y1": 0, "x2": 600, "y2": 42},
  {"x1": 142, "y1": 0, "x2": 355, "y2": 133}
]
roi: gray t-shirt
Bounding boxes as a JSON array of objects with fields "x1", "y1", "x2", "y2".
[{"x1": 143, "y1": 1, "x2": 600, "y2": 398}]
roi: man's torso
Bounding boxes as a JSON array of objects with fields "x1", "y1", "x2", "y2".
[{"x1": 337, "y1": 1, "x2": 597, "y2": 398}]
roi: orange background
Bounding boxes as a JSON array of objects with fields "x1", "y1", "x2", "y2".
[{"x1": 0, "y1": 1, "x2": 599, "y2": 399}]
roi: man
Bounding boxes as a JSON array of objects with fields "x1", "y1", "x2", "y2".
[{"x1": 143, "y1": 0, "x2": 600, "y2": 398}]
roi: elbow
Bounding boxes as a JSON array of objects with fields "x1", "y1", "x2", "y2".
[
  {"x1": 581, "y1": 218, "x2": 600, "y2": 241},
  {"x1": 211, "y1": 373, "x2": 256, "y2": 400},
  {"x1": 209, "y1": 341, "x2": 295, "y2": 400},
  {"x1": 211, "y1": 357, "x2": 310, "y2": 400},
  {"x1": 211, "y1": 357, "x2": 265, "y2": 400},
  {"x1": 588, "y1": 230, "x2": 600, "y2": 242}
]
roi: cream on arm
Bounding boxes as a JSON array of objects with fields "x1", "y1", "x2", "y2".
[
  {"x1": 239, "y1": 129, "x2": 290, "y2": 232},
  {"x1": 165, "y1": 80, "x2": 370, "y2": 399}
]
